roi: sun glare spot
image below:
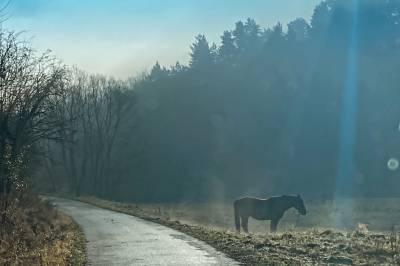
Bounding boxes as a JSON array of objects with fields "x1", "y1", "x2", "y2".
[{"x1": 387, "y1": 158, "x2": 399, "y2": 171}]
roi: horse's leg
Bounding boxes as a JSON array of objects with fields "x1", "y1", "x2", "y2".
[
  {"x1": 234, "y1": 205, "x2": 241, "y2": 233},
  {"x1": 235, "y1": 216, "x2": 241, "y2": 233},
  {"x1": 242, "y1": 216, "x2": 249, "y2": 233},
  {"x1": 270, "y1": 218, "x2": 279, "y2": 232}
]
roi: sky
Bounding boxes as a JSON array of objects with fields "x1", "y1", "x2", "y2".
[{"x1": 4, "y1": 0, "x2": 321, "y2": 78}]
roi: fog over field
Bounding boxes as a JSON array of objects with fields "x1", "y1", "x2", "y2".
[
  {"x1": 33, "y1": 0, "x2": 400, "y2": 203},
  {"x1": 1, "y1": 1, "x2": 400, "y2": 264},
  {"x1": 2, "y1": 0, "x2": 398, "y2": 216}
]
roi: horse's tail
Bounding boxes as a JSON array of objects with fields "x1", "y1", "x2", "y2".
[{"x1": 233, "y1": 200, "x2": 240, "y2": 232}]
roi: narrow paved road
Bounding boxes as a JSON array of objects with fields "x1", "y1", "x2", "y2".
[{"x1": 48, "y1": 197, "x2": 239, "y2": 266}]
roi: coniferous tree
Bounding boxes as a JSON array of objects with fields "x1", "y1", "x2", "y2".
[
  {"x1": 219, "y1": 30, "x2": 236, "y2": 65},
  {"x1": 287, "y1": 18, "x2": 310, "y2": 42},
  {"x1": 148, "y1": 61, "x2": 168, "y2": 81},
  {"x1": 189, "y1": 34, "x2": 214, "y2": 70}
]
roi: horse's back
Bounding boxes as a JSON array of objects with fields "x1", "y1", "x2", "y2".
[
  {"x1": 234, "y1": 196, "x2": 278, "y2": 219},
  {"x1": 234, "y1": 197, "x2": 267, "y2": 212},
  {"x1": 234, "y1": 196, "x2": 270, "y2": 205}
]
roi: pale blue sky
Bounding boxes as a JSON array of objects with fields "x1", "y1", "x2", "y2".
[{"x1": 4, "y1": 0, "x2": 321, "y2": 78}]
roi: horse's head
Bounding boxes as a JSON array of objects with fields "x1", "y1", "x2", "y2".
[{"x1": 293, "y1": 194, "x2": 307, "y2": 215}]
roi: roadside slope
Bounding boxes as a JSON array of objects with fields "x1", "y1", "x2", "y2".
[{"x1": 0, "y1": 194, "x2": 85, "y2": 265}]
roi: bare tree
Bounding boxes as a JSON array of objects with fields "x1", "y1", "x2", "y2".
[
  {"x1": 0, "y1": 30, "x2": 66, "y2": 224},
  {"x1": 46, "y1": 69, "x2": 133, "y2": 197}
]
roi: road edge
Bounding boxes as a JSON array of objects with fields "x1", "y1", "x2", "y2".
[{"x1": 75, "y1": 197, "x2": 258, "y2": 265}]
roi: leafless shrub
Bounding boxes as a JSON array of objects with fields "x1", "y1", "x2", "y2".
[{"x1": 0, "y1": 30, "x2": 66, "y2": 221}]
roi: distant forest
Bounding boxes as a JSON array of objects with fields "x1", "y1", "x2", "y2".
[{"x1": 2, "y1": 0, "x2": 400, "y2": 202}]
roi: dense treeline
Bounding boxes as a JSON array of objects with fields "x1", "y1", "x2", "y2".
[
  {"x1": 117, "y1": 0, "x2": 400, "y2": 201},
  {"x1": 2, "y1": 0, "x2": 400, "y2": 204}
]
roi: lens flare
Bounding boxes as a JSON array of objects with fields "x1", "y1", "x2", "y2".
[
  {"x1": 387, "y1": 158, "x2": 399, "y2": 171},
  {"x1": 332, "y1": 0, "x2": 360, "y2": 229},
  {"x1": 335, "y1": 0, "x2": 360, "y2": 197}
]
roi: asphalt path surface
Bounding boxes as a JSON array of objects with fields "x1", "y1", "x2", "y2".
[{"x1": 48, "y1": 197, "x2": 239, "y2": 266}]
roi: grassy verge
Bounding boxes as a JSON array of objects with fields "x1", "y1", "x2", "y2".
[
  {"x1": 77, "y1": 196, "x2": 400, "y2": 265},
  {"x1": 0, "y1": 194, "x2": 86, "y2": 265},
  {"x1": 68, "y1": 220, "x2": 87, "y2": 266}
]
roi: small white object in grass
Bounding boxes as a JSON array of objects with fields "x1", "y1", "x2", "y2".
[
  {"x1": 387, "y1": 158, "x2": 399, "y2": 171},
  {"x1": 357, "y1": 222, "x2": 369, "y2": 233}
]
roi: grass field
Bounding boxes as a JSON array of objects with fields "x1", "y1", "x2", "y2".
[
  {"x1": 131, "y1": 198, "x2": 400, "y2": 233},
  {"x1": 78, "y1": 196, "x2": 400, "y2": 265}
]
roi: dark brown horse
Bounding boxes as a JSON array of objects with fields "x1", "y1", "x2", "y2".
[{"x1": 233, "y1": 194, "x2": 307, "y2": 233}]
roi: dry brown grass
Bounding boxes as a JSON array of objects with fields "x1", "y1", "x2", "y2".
[
  {"x1": 78, "y1": 196, "x2": 400, "y2": 265},
  {"x1": 0, "y1": 194, "x2": 86, "y2": 266},
  {"x1": 124, "y1": 198, "x2": 400, "y2": 232}
]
